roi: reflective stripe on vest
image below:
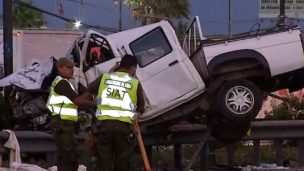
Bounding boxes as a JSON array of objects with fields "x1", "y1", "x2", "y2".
[
  {"x1": 96, "y1": 110, "x2": 134, "y2": 118},
  {"x1": 46, "y1": 76, "x2": 78, "y2": 121},
  {"x1": 96, "y1": 72, "x2": 139, "y2": 121}
]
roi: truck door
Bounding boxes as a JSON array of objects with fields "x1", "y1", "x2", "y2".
[
  {"x1": 182, "y1": 16, "x2": 204, "y2": 57},
  {"x1": 129, "y1": 26, "x2": 198, "y2": 107}
]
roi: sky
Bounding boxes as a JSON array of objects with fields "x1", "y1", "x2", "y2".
[{"x1": 1, "y1": 0, "x2": 304, "y2": 36}]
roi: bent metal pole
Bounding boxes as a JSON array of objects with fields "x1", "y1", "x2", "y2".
[{"x1": 133, "y1": 120, "x2": 152, "y2": 171}]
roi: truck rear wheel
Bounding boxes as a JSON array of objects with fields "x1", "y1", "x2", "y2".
[{"x1": 216, "y1": 79, "x2": 262, "y2": 124}]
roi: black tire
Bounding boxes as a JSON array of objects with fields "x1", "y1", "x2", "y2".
[
  {"x1": 216, "y1": 79, "x2": 262, "y2": 124},
  {"x1": 210, "y1": 117, "x2": 250, "y2": 143}
]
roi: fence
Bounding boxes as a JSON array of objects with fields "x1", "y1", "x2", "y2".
[
  {"x1": 1, "y1": 120, "x2": 304, "y2": 170},
  {"x1": 142, "y1": 120, "x2": 304, "y2": 171},
  {"x1": 0, "y1": 131, "x2": 87, "y2": 168},
  {"x1": 0, "y1": 64, "x2": 3, "y2": 79}
]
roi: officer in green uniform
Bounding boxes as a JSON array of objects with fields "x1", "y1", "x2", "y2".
[
  {"x1": 47, "y1": 57, "x2": 93, "y2": 171},
  {"x1": 84, "y1": 54, "x2": 145, "y2": 171}
]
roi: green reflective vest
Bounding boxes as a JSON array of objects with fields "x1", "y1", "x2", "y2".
[
  {"x1": 96, "y1": 72, "x2": 139, "y2": 123},
  {"x1": 46, "y1": 76, "x2": 78, "y2": 122}
]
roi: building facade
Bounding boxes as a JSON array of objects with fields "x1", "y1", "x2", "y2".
[{"x1": 0, "y1": 29, "x2": 81, "y2": 72}]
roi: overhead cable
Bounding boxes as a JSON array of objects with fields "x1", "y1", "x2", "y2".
[
  {"x1": 64, "y1": 0, "x2": 115, "y2": 11},
  {"x1": 12, "y1": 0, "x2": 119, "y2": 33}
]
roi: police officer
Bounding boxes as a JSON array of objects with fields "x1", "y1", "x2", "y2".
[
  {"x1": 47, "y1": 57, "x2": 93, "y2": 171},
  {"x1": 84, "y1": 54, "x2": 145, "y2": 171}
]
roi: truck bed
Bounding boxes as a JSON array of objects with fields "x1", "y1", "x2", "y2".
[{"x1": 201, "y1": 26, "x2": 299, "y2": 46}]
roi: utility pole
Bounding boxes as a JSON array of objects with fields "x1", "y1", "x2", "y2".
[
  {"x1": 119, "y1": 0, "x2": 122, "y2": 31},
  {"x1": 279, "y1": 0, "x2": 285, "y2": 28},
  {"x1": 228, "y1": 0, "x2": 232, "y2": 38},
  {"x1": 3, "y1": 0, "x2": 13, "y2": 99}
]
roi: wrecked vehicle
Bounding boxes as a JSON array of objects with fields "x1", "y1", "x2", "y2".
[
  {"x1": 71, "y1": 17, "x2": 304, "y2": 142},
  {"x1": 0, "y1": 57, "x2": 57, "y2": 131},
  {"x1": 2, "y1": 16, "x2": 304, "y2": 142}
]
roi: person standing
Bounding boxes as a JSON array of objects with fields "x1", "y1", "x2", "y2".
[
  {"x1": 46, "y1": 57, "x2": 92, "y2": 171},
  {"x1": 84, "y1": 54, "x2": 145, "y2": 171}
]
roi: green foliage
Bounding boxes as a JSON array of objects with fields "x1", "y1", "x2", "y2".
[
  {"x1": 213, "y1": 143, "x2": 296, "y2": 166},
  {"x1": 176, "y1": 21, "x2": 188, "y2": 38},
  {"x1": 151, "y1": 146, "x2": 175, "y2": 169},
  {"x1": 147, "y1": 142, "x2": 297, "y2": 168},
  {"x1": 283, "y1": 146, "x2": 297, "y2": 162},
  {"x1": 150, "y1": 145, "x2": 202, "y2": 169},
  {"x1": 264, "y1": 94, "x2": 304, "y2": 120},
  {"x1": 12, "y1": 0, "x2": 44, "y2": 28},
  {"x1": 126, "y1": 0, "x2": 190, "y2": 25}
]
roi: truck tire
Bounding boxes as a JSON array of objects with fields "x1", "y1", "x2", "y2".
[{"x1": 216, "y1": 79, "x2": 262, "y2": 124}]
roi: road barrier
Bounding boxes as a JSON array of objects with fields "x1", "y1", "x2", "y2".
[{"x1": 1, "y1": 120, "x2": 304, "y2": 170}]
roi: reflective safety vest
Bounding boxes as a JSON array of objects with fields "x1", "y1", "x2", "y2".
[
  {"x1": 96, "y1": 72, "x2": 139, "y2": 124},
  {"x1": 46, "y1": 76, "x2": 78, "y2": 122}
]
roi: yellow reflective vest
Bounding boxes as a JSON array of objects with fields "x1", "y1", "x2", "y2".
[
  {"x1": 46, "y1": 76, "x2": 78, "y2": 122},
  {"x1": 96, "y1": 72, "x2": 139, "y2": 124}
]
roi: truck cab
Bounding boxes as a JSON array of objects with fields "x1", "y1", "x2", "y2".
[{"x1": 70, "y1": 20, "x2": 206, "y2": 123}]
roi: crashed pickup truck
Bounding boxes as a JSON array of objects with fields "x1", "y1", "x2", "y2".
[
  {"x1": 72, "y1": 16, "x2": 304, "y2": 141},
  {"x1": 3, "y1": 16, "x2": 304, "y2": 142}
]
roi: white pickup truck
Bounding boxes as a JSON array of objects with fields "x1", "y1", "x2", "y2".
[
  {"x1": 66, "y1": 16, "x2": 304, "y2": 142},
  {"x1": 3, "y1": 17, "x2": 304, "y2": 142}
]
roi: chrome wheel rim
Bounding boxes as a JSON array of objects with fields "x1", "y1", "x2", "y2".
[{"x1": 225, "y1": 86, "x2": 254, "y2": 115}]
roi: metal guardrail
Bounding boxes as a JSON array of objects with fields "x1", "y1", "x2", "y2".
[
  {"x1": 142, "y1": 120, "x2": 304, "y2": 171},
  {"x1": 142, "y1": 120, "x2": 304, "y2": 145},
  {"x1": 0, "y1": 131, "x2": 55, "y2": 153},
  {"x1": 1, "y1": 120, "x2": 304, "y2": 170},
  {"x1": 0, "y1": 131, "x2": 87, "y2": 167},
  {"x1": 0, "y1": 131, "x2": 56, "y2": 167}
]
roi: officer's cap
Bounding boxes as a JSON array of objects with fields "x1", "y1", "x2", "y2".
[
  {"x1": 120, "y1": 54, "x2": 137, "y2": 68},
  {"x1": 56, "y1": 57, "x2": 74, "y2": 68}
]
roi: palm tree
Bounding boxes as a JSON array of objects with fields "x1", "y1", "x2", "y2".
[
  {"x1": 127, "y1": 0, "x2": 190, "y2": 25},
  {"x1": 12, "y1": 0, "x2": 44, "y2": 28},
  {"x1": 176, "y1": 20, "x2": 189, "y2": 38}
]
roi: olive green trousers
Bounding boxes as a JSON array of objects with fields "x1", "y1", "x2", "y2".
[
  {"x1": 52, "y1": 116, "x2": 78, "y2": 171},
  {"x1": 94, "y1": 120, "x2": 135, "y2": 171}
]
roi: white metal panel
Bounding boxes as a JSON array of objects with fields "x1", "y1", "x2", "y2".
[
  {"x1": 137, "y1": 56, "x2": 198, "y2": 107},
  {"x1": 88, "y1": 21, "x2": 205, "y2": 117},
  {"x1": 134, "y1": 33, "x2": 198, "y2": 107},
  {"x1": 203, "y1": 29, "x2": 304, "y2": 76},
  {"x1": 106, "y1": 21, "x2": 202, "y2": 108},
  {"x1": 107, "y1": 21, "x2": 168, "y2": 53}
]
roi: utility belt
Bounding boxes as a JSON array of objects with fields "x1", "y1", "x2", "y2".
[
  {"x1": 51, "y1": 115, "x2": 76, "y2": 126},
  {"x1": 51, "y1": 115, "x2": 78, "y2": 134},
  {"x1": 95, "y1": 119, "x2": 131, "y2": 126},
  {"x1": 91, "y1": 119, "x2": 131, "y2": 134},
  {"x1": 96, "y1": 115, "x2": 133, "y2": 124},
  {"x1": 93, "y1": 120, "x2": 135, "y2": 143}
]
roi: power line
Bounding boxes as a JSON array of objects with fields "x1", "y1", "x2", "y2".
[
  {"x1": 64, "y1": 0, "x2": 116, "y2": 11},
  {"x1": 12, "y1": 0, "x2": 119, "y2": 33}
]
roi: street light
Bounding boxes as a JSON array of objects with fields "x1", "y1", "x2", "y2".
[
  {"x1": 279, "y1": 0, "x2": 286, "y2": 28},
  {"x1": 228, "y1": 0, "x2": 231, "y2": 38},
  {"x1": 74, "y1": 20, "x2": 82, "y2": 29}
]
